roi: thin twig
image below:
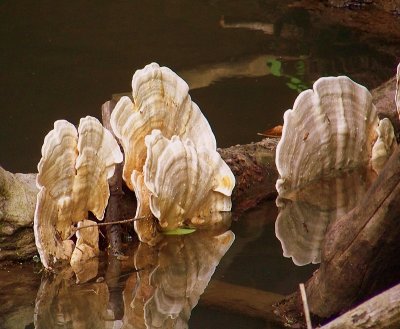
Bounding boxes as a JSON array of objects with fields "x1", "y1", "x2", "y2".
[
  {"x1": 300, "y1": 283, "x2": 312, "y2": 329},
  {"x1": 66, "y1": 216, "x2": 145, "y2": 240},
  {"x1": 76, "y1": 216, "x2": 145, "y2": 231}
]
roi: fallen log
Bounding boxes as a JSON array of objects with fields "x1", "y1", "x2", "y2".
[
  {"x1": 0, "y1": 72, "x2": 397, "y2": 262},
  {"x1": 0, "y1": 136, "x2": 279, "y2": 261},
  {"x1": 320, "y1": 283, "x2": 400, "y2": 329},
  {"x1": 0, "y1": 74, "x2": 399, "y2": 328}
]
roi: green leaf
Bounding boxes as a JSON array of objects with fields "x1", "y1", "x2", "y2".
[
  {"x1": 295, "y1": 60, "x2": 305, "y2": 76},
  {"x1": 290, "y1": 77, "x2": 301, "y2": 84},
  {"x1": 266, "y1": 59, "x2": 282, "y2": 77},
  {"x1": 286, "y1": 82, "x2": 298, "y2": 90},
  {"x1": 162, "y1": 228, "x2": 196, "y2": 235}
]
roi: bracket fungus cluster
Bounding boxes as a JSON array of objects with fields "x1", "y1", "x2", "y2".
[
  {"x1": 34, "y1": 116, "x2": 123, "y2": 270},
  {"x1": 275, "y1": 70, "x2": 400, "y2": 265},
  {"x1": 33, "y1": 63, "x2": 235, "y2": 271},
  {"x1": 111, "y1": 63, "x2": 235, "y2": 244},
  {"x1": 276, "y1": 75, "x2": 397, "y2": 197}
]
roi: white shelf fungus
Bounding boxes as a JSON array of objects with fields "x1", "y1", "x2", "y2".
[
  {"x1": 110, "y1": 63, "x2": 235, "y2": 243},
  {"x1": 276, "y1": 75, "x2": 396, "y2": 197},
  {"x1": 34, "y1": 116, "x2": 123, "y2": 269},
  {"x1": 371, "y1": 118, "x2": 396, "y2": 173},
  {"x1": 275, "y1": 72, "x2": 399, "y2": 266},
  {"x1": 110, "y1": 62, "x2": 216, "y2": 190},
  {"x1": 144, "y1": 130, "x2": 234, "y2": 230}
]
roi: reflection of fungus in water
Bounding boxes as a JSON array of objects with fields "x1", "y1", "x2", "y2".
[
  {"x1": 127, "y1": 230, "x2": 235, "y2": 329},
  {"x1": 275, "y1": 169, "x2": 374, "y2": 266},
  {"x1": 33, "y1": 230, "x2": 234, "y2": 329},
  {"x1": 275, "y1": 73, "x2": 399, "y2": 266},
  {"x1": 111, "y1": 63, "x2": 235, "y2": 245},
  {"x1": 34, "y1": 267, "x2": 110, "y2": 329}
]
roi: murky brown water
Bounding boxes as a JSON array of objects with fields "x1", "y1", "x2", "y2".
[
  {"x1": 1, "y1": 1, "x2": 397, "y2": 172},
  {"x1": 1, "y1": 1, "x2": 399, "y2": 328},
  {"x1": 1, "y1": 201, "x2": 317, "y2": 329}
]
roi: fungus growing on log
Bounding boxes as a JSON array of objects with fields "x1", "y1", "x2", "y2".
[
  {"x1": 275, "y1": 75, "x2": 398, "y2": 266},
  {"x1": 110, "y1": 63, "x2": 235, "y2": 244},
  {"x1": 275, "y1": 76, "x2": 396, "y2": 198},
  {"x1": 34, "y1": 116, "x2": 123, "y2": 269},
  {"x1": 70, "y1": 219, "x2": 100, "y2": 283},
  {"x1": 144, "y1": 130, "x2": 234, "y2": 230},
  {"x1": 371, "y1": 118, "x2": 396, "y2": 173},
  {"x1": 110, "y1": 62, "x2": 216, "y2": 191}
]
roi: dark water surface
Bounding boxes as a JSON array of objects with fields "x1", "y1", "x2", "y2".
[
  {"x1": 1, "y1": 201, "x2": 317, "y2": 329},
  {"x1": 1, "y1": 0, "x2": 397, "y2": 172},
  {"x1": 1, "y1": 1, "x2": 399, "y2": 328}
]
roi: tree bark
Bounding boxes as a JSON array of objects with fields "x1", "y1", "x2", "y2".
[
  {"x1": 293, "y1": 1, "x2": 400, "y2": 40},
  {"x1": 101, "y1": 100, "x2": 125, "y2": 256}
]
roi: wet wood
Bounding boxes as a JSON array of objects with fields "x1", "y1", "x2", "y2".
[
  {"x1": 101, "y1": 100, "x2": 124, "y2": 256},
  {"x1": 201, "y1": 279, "x2": 283, "y2": 323},
  {"x1": 372, "y1": 76, "x2": 400, "y2": 136},
  {"x1": 320, "y1": 283, "x2": 400, "y2": 329},
  {"x1": 274, "y1": 145, "x2": 400, "y2": 326},
  {"x1": 219, "y1": 138, "x2": 279, "y2": 216}
]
